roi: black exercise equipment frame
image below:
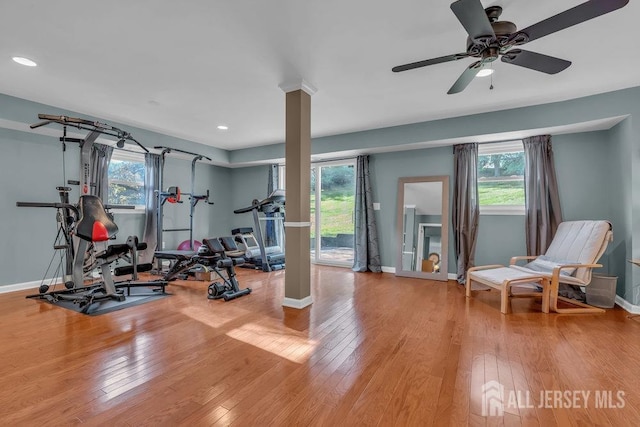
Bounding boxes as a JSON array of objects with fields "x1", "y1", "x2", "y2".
[
  {"x1": 233, "y1": 190, "x2": 286, "y2": 272},
  {"x1": 155, "y1": 146, "x2": 213, "y2": 254},
  {"x1": 19, "y1": 114, "x2": 167, "y2": 313}
]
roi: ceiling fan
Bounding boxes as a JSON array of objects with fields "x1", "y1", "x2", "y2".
[{"x1": 392, "y1": 0, "x2": 629, "y2": 94}]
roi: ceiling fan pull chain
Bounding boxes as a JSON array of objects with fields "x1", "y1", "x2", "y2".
[{"x1": 489, "y1": 64, "x2": 494, "y2": 90}]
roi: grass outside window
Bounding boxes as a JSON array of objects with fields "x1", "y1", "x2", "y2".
[
  {"x1": 478, "y1": 179, "x2": 525, "y2": 205},
  {"x1": 310, "y1": 189, "x2": 354, "y2": 238}
]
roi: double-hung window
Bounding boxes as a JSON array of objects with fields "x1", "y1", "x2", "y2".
[
  {"x1": 477, "y1": 141, "x2": 525, "y2": 215},
  {"x1": 107, "y1": 150, "x2": 146, "y2": 212}
]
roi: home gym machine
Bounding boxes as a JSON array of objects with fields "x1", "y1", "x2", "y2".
[
  {"x1": 20, "y1": 113, "x2": 149, "y2": 282},
  {"x1": 232, "y1": 189, "x2": 286, "y2": 272},
  {"x1": 153, "y1": 147, "x2": 213, "y2": 271},
  {"x1": 23, "y1": 195, "x2": 167, "y2": 312},
  {"x1": 17, "y1": 114, "x2": 167, "y2": 313}
]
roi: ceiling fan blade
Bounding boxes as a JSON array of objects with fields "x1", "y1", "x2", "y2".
[
  {"x1": 501, "y1": 49, "x2": 571, "y2": 74},
  {"x1": 516, "y1": 0, "x2": 629, "y2": 43},
  {"x1": 450, "y1": 0, "x2": 496, "y2": 40},
  {"x1": 392, "y1": 53, "x2": 469, "y2": 72},
  {"x1": 447, "y1": 61, "x2": 482, "y2": 94}
]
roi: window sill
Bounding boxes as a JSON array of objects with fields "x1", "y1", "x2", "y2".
[
  {"x1": 109, "y1": 208, "x2": 146, "y2": 215},
  {"x1": 480, "y1": 205, "x2": 525, "y2": 216}
]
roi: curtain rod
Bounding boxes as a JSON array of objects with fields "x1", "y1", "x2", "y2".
[{"x1": 312, "y1": 155, "x2": 358, "y2": 164}]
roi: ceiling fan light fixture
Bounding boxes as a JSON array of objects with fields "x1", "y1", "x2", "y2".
[
  {"x1": 393, "y1": 0, "x2": 628, "y2": 93},
  {"x1": 12, "y1": 56, "x2": 37, "y2": 67},
  {"x1": 477, "y1": 69, "x2": 494, "y2": 77}
]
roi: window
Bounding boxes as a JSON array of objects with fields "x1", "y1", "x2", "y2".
[
  {"x1": 277, "y1": 160, "x2": 357, "y2": 266},
  {"x1": 310, "y1": 160, "x2": 356, "y2": 266},
  {"x1": 477, "y1": 141, "x2": 525, "y2": 215},
  {"x1": 278, "y1": 164, "x2": 286, "y2": 189},
  {"x1": 107, "y1": 150, "x2": 146, "y2": 210}
]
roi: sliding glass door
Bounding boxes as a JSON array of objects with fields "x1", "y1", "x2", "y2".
[{"x1": 310, "y1": 160, "x2": 356, "y2": 266}]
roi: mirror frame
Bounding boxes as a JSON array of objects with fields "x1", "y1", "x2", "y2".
[{"x1": 395, "y1": 175, "x2": 449, "y2": 281}]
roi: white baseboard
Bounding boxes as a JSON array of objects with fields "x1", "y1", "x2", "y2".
[
  {"x1": 380, "y1": 266, "x2": 457, "y2": 281},
  {"x1": 615, "y1": 295, "x2": 640, "y2": 314},
  {"x1": 282, "y1": 295, "x2": 313, "y2": 309},
  {"x1": 0, "y1": 278, "x2": 54, "y2": 294}
]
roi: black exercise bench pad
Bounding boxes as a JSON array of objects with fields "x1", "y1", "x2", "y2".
[
  {"x1": 154, "y1": 250, "x2": 197, "y2": 260},
  {"x1": 99, "y1": 244, "x2": 130, "y2": 259}
]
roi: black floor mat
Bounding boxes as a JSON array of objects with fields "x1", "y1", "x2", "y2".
[{"x1": 37, "y1": 286, "x2": 171, "y2": 316}]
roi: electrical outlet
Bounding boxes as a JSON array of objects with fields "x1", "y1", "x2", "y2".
[{"x1": 373, "y1": 203, "x2": 381, "y2": 210}]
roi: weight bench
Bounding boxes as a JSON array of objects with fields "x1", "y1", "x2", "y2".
[
  {"x1": 203, "y1": 237, "x2": 251, "y2": 301},
  {"x1": 155, "y1": 249, "x2": 205, "y2": 281},
  {"x1": 155, "y1": 237, "x2": 251, "y2": 301}
]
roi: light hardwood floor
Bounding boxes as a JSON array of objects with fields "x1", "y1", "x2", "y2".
[{"x1": 1, "y1": 266, "x2": 639, "y2": 426}]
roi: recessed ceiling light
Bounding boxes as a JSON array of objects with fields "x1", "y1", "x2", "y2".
[
  {"x1": 477, "y1": 69, "x2": 494, "y2": 77},
  {"x1": 12, "y1": 56, "x2": 37, "y2": 67},
  {"x1": 217, "y1": 125, "x2": 229, "y2": 130}
]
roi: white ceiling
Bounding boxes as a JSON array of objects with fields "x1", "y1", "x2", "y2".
[{"x1": 1, "y1": 0, "x2": 638, "y2": 151}]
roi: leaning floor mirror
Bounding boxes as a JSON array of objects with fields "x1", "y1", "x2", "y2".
[{"x1": 396, "y1": 175, "x2": 449, "y2": 281}]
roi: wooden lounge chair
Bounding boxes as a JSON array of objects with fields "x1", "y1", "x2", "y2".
[{"x1": 466, "y1": 220, "x2": 613, "y2": 314}]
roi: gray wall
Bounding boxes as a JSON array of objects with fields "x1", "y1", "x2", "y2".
[
  {"x1": 475, "y1": 215, "x2": 526, "y2": 267},
  {"x1": 553, "y1": 131, "x2": 614, "y2": 274},
  {"x1": 2, "y1": 128, "x2": 81, "y2": 285},
  {"x1": 607, "y1": 119, "x2": 634, "y2": 300},
  {"x1": 229, "y1": 165, "x2": 271, "y2": 234},
  {"x1": 3, "y1": 86, "x2": 640, "y2": 306},
  {"x1": 368, "y1": 147, "x2": 455, "y2": 272}
]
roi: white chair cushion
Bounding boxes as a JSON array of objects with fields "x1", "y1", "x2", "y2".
[
  {"x1": 523, "y1": 255, "x2": 578, "y2": 276},
  {"x1": 471, "y1": 267, "x2": 542, "y2": 288},
  {"x1": 543, "y1": 220, "x2": 612, "y2": 282}
]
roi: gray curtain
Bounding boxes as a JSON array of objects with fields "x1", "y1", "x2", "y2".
[
  {"x1": 452, "y1": 143, "x2": 479, "y2": 283},
  {"x1": 352, "y1": 155, "x2": 381, "y2": 272},
  {"x1": 90, "y1": 144, "x2": 113, "y2": 200},
  {"x1": 523, "y1": 135, "x2": 562, "y2": 256},
  {"x1": 140, "y1": 153, "x2": 161, "y2": 263},
  {"x1": 265, "y1": 164, "x2": 279, "y2": 247}
]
